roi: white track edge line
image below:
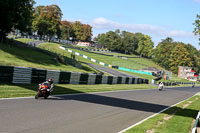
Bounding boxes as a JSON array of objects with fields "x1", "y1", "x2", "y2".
[{"x1": 118, "y1": 93, "x2": 198, "y2": 133}]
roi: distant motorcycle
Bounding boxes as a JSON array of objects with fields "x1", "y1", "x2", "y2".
[
  {"x1": 192, "y1": 84, "x2": 195, "y2": 87},
  {"x1": 158, "y1": 82, "x2": 164, "y2": 91},
  {"x1": 159, "y1": 86, "x2": 163, "y2": 91},
  {"x1": 35, "y1": 83, "x2": 50, "y2": 99}
]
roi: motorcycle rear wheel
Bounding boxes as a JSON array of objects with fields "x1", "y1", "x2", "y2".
[{"x1": 44, "y1": 93, "x2": 49, "y2": 99}]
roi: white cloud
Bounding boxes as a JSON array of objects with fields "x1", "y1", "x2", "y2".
[
  {"x1": 91, "y1": 17, "x2": 195, "y2": 38},
  {"x1": 194, "y1": 0, "x2": 200, "y2": 3}
]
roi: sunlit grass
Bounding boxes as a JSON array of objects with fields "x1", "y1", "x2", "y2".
[
  {"x1": 0, "y1": 84, "x2": 155, "y2": 98},
  {"x1": 125, "y1": 94, "x2": 200, "y2": 133}
]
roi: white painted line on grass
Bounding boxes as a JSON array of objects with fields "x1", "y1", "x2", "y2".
[{"x1": 118, "y1": 93, "x2": 198, "y2": 133}]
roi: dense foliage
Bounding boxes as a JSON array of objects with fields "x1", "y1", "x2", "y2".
[
  {"x1": 153, "y1": 38, "x2": 200, "y2": 74},
  {"x1": 193, "y1": 14, "x2": 200, "y2": 44},
  {"x1": 94, "y1": 29, "x2": 154, "y2": 58},
  {"x1": 72, "y1": 21, "x2": 92, "y2": 41},
  {"x1": 0, "y1": 0, "x2": 35, "y2": 41},
  {"x1": 32, "y1": 5, "x2": 92, "y2": 41},
  {"x1": 32, "y1": 5, "x2": 62, "y2": 39}
]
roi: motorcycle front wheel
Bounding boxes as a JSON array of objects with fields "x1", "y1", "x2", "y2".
[{"x1": 35, "y1": 91, "x2": 40, "y2": 99}]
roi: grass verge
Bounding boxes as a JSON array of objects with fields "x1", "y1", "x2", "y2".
[
  {"x1": 125, "y1": 93, "x2": 200, "y2": 133},
  {"x1": 0, "y1": 84, "x2": 155, "y2": 98}
]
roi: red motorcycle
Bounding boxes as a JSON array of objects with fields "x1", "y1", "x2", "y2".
[{"x1": 35, "y1": 83, "x2": 50, "y2": 99}]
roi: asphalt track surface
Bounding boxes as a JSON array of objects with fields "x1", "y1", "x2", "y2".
[
  {"x1": 28, "y1": 41, "x2": 45, "y2": 46},
  {"x1": 0, "y1": 86, "x2": 200, "y2": 133},
  {"x1": 86, "y1": 63, "x2": 137, "y2": 77}
]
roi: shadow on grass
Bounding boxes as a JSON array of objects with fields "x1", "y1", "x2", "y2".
[
  {"x1": 1, "y1": 41, "x2": 61, "y2": 66},
  {"x1": 2, "y1": 83, "x2": 199, "y2": 119}
]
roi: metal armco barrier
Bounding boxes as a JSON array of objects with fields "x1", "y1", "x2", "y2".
[
  {"x1": 192, "y1": 111, "x2": 200, "y2": 133},
  {"x1": 0, "y1": 65, "x2": 149, "y2": 85},
  {"x1": 12, "y1": 67, "x2": 32, "y2": 84},
  {"x1": 46, "y1": 70, "x2": 60, "y2": 84}
]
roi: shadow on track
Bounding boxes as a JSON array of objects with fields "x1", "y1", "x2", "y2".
[{"x1": 2, "y1": 83, "x2": 199, "y2": 119}]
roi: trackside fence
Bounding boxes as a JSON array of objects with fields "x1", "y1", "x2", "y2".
[{"x1": 0, "y1": 65, "x2": 149, "y2": 85}]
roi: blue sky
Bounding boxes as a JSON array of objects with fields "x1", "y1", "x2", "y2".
[{"x1": 35, "y1": 0, "x2": 200, "y2": 49}]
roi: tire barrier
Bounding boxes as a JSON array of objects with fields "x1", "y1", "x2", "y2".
[
  {"x1": 192, "y1": 111, "x2": 200, "y2": 133},
  {"x1": 0, "y1": 65, "x2": 149, "y2": 85},
  {"x1": 0, "y1": 66, "x2": 14, "y2": 83},
  {"x1": 162, "y1": 81, "x2": 194, "y2": 86}
]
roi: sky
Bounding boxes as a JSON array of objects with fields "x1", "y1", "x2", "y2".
[{"x1": 35, "y1": 0, "x2": 200, "y2": 49}]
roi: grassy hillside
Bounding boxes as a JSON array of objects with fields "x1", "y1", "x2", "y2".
[
  {"x1": 38, "y1": 43, "x2": 157, "y2": 80},
  {"x1": 0, "y1": 42, "x2": 99, "y2": 73},
  {"x1": 38, "y1": 42, "x2": 192, "y2": 81},
  {"x1": 62, "y1": 45, "x2": 163, "y2": 70}
]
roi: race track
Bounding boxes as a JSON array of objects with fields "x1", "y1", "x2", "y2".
[
  {"x1": 86, "y1": 63, "x2": 137, "y2": 77},
  {"x1": 0, "y1": 86, "x2": 199, "y2": 133}
]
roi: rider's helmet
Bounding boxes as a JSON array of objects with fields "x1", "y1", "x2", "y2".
[{"x1": 47, "y1": 78, "x2": 53, "y2": 84}]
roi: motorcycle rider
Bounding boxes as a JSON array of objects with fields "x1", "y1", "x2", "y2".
[
  {"x1": 158, "y1": 82, "x2": 164, "y2": 91},
  {"x1": 39, "y1": 78, "x2": 54, "y2": 92},
  {"x1": 46, "y1": 78, "x2": 54, "y2": 92},
  {"x1": 35, "y1": 78, "x2": 54, "y2": 99},
  {"x1": 192, "y1": 82, "x2": 195, "y2": 87}
]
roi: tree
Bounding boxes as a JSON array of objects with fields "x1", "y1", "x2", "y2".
[
  {"x1": 136, "y1": 35, "x2": 154, "y2": 58},
  {"x1": 169, "y1": 43, "x2": 193, "y2": 73},
  {"x1": 193, "y1": 14, "x2": 200, "y2": 44},
  {"x1": 185, "y1": 43, "x2": 200, "y2": 73},
  {"x1": 81, "y1": 24, "x2": 92, "y2": 42},
  {"x1": 73, "y1": 21, "x2": 83, "y2": 41},
  {"x1": 121, "y1": 31, "x2": 139, "y2": 54},
  {"x1": 153, "y1": 37, "x2": 176, "y2": 69},
  {"x1": 60, "y1": 20, "x2": 74, "y2": 40},
  {"x1": 0, "y1": 0, "x2": 35, "y2": 41},
  {"x1": 104, "y1": 30, "x2": 122, "y2": 51},
  {"x1": 72, "y1": 21, "x2": 92, "y2": 42},
  {"x1": 32, "y1": 5, "x2": 62, "y2": 39},
  {"x1": 161, "y1": 37, "x2": 173, "y2": 44}
]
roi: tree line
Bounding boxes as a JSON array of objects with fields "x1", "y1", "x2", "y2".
[
  {"x1": 94, "y1": 29, "x2": 154, "y2": 58},
  {"x1": 153, "y1": 37, "x2": 200, "y2": 74},
  {"x1": 32, "y1": 5, "x2": 92, "y2": 41},
  {"x1": 0, "y1": 1, "x2": 92, "y2": 42},
  {"x1": 94, "y1": 30, "x2": 200, "y2": 74}
]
